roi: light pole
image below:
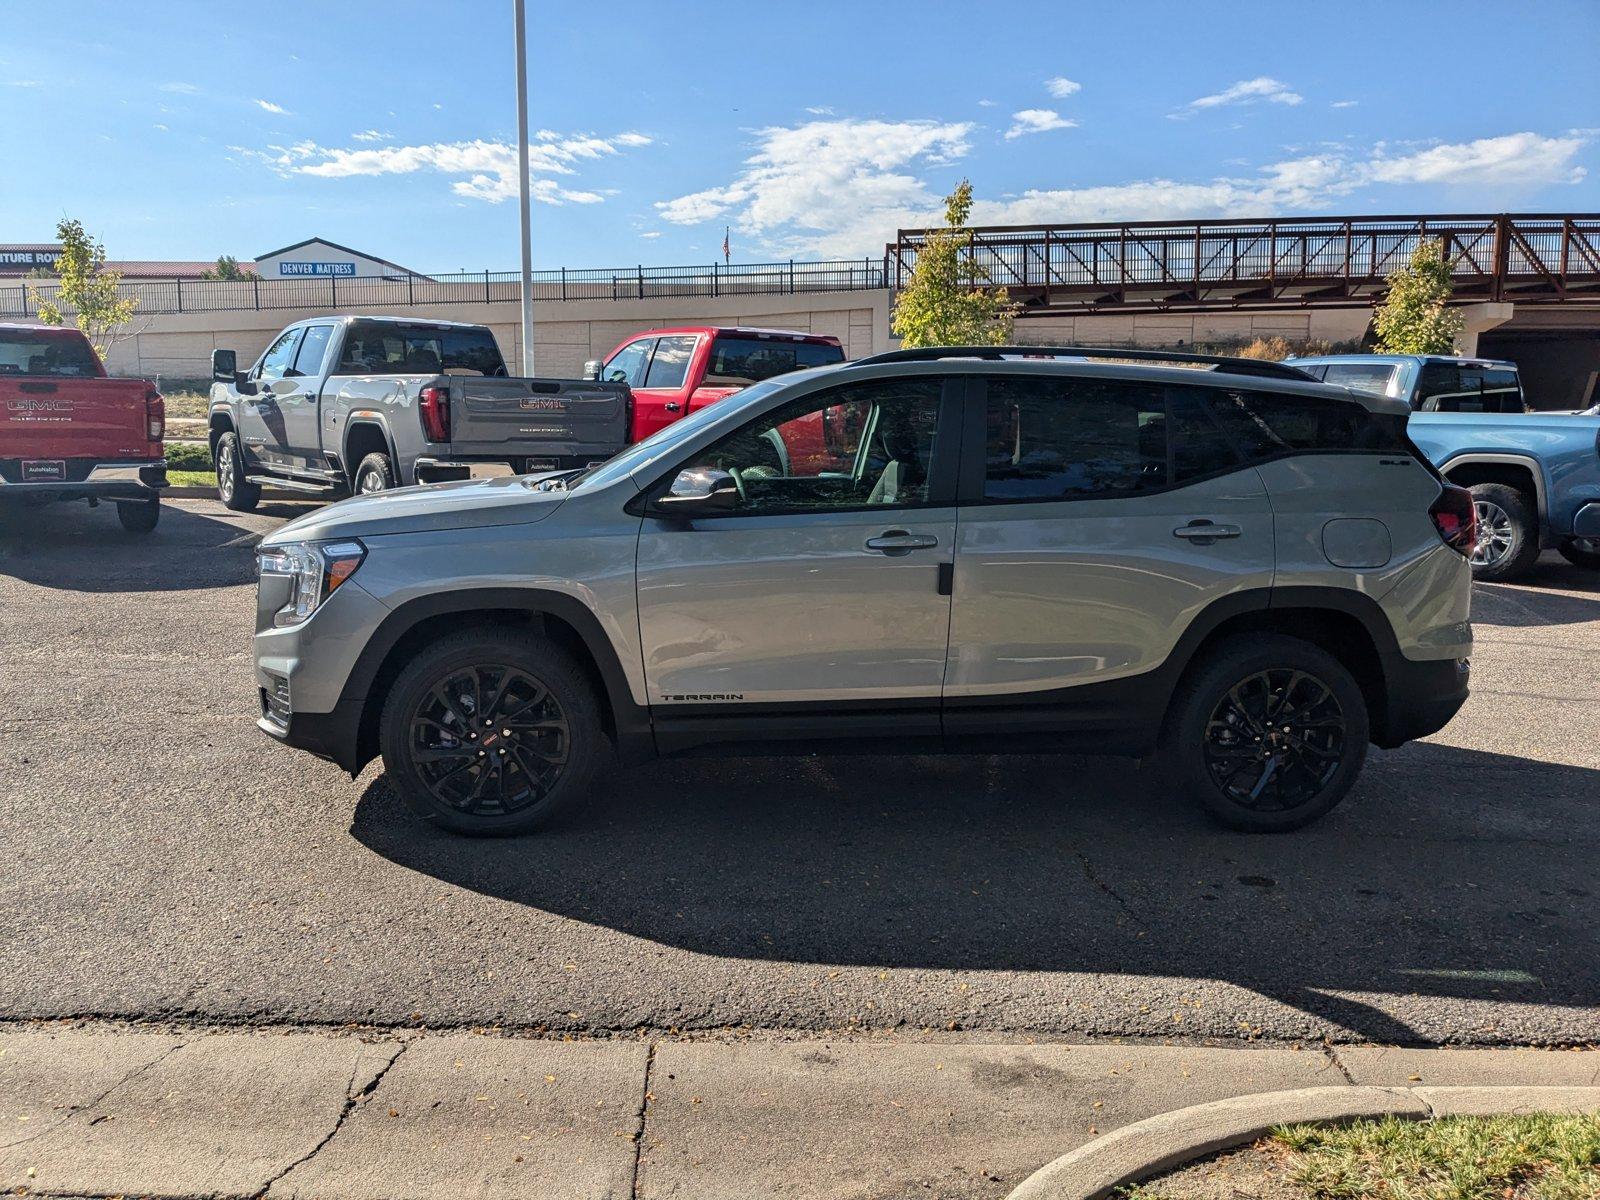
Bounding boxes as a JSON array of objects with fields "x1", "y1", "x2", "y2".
[{"x1": 514, "y1": 0, "x2": 535, "y2": 375}]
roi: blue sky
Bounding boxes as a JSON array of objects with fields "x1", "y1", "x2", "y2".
[{"x1": 4, "y1": 0, "x2": 1597, "y2": 272}]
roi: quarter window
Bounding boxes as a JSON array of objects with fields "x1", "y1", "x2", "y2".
[
  {"x1": 982, "y1": 376, "x2": 1167, "y2": 501},
  {"x1": 1205, "y1": 390, "x2": 1410, "y2": 456},
  {"x1": 644, "y1": 335, "x2": 698, "y2": 389},
  {"x1": 666, "y1": 378, "x2": 944, "y2": 515}
]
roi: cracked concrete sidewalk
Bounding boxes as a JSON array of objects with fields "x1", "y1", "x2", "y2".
[{"x1": 3, "y1": 1026, "x2": 1598, "y2": 1199}]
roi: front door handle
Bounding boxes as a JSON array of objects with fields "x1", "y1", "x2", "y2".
[
  {"x1": 865, "y1": 530, "x2": 938, "y2": 554},
  {"x1": 664, "y1": 401, "x2": 681, "y2": 412},
  {"x1": 1173, "y1": 521, "x2": 1242, "y2": 542}
]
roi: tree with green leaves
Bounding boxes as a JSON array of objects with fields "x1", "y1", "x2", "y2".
[
  {"x1": 30, "y1": 218, "x2": 140, "y2": 361},
  {"x1": 891, "y1": 180, "x2": 1016, "y2": 349},
  {"x1": 1373, "y1": 239, "x2": 1463, "y2": 355},
  {"x1": 201, "y1": 254, "x2": 253, "y2": 281}
]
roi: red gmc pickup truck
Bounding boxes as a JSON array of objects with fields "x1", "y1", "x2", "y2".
[
  {"x1": 0, "y1": 324, "x2": 167, "y2": 531},
  {"x1": 586, "y1": 326, "x2": 845, "y2": 442}
]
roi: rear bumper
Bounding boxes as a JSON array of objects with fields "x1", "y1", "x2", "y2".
[
  {"x1": 1373, "y1": 653, "x2": 1471, "y2": 748},
  {"x1": 0, "y1": 459, "x2": 167, "y2": 502}
]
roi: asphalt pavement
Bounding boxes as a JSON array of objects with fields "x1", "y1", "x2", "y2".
[{"x1": 1, "y1": 498, "x2": 1597, "y2": 1046}]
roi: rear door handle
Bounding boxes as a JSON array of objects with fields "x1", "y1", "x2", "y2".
[
  {"x1": 1173, "y1": 521, "x2": 1242, "y2": 541},
  {"x1": 865, "y1": 531, "x2": 938, "y2": 554}
]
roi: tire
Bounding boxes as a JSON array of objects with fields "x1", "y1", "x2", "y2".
[
  {"x1": 1467, "y1": 482, "x2": 1539, "y2": 582},
  {"x1": 378, "y1": 628, "x2": 607, "y2": 836},
  {"x1": 353, "y1": 452, "x2": 396, "y2": 495},
  {"x1": 1161, "y1": 634, "x2": 1370, "y2": 833},
  {"x1": 1557, "y1": 537, "x2": 1600, "y2": 570},
  {"x1": 215, "y1": 431, "x2": 260, "y2": 512},
  {"x1": 115, "y1": 497, "x2": 160, "y2": 533}
]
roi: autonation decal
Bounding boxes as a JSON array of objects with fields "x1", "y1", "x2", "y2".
[{"x1": 279, "y1": 261, "x2": 357, "y2": 277}]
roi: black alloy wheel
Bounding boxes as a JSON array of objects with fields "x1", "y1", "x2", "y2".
[{"x1": 1201, "y1": 668, "x2": 1346, "y2": 812}]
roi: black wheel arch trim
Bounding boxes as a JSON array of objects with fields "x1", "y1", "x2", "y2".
[{"x1": 341, "y1": 418, "x2": 402, "y2": 487}]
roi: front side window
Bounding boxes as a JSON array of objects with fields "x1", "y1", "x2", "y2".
[
  {"x1": 665, "y1": 377, "x2": 944, "y2": 514},
  {"x1": 643, "y1": 335, "x2": 698, "y2": 389},
  {"x1": 257, "y1": 328, "x2": 304, "y2": 382},
  {"x1": 603, "y1": 338, "x2": 654, "y2": 387},
  {"x1": 982, "y1": 376, "x2": 1167, "y2": 501}
]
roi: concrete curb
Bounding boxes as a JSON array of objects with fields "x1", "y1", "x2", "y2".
[{"x1": 1006, "y1": 1085, "x2": 1600, "y2": 1200}]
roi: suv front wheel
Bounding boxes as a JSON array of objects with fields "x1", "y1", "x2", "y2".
[
  {"x1": 378, "y1": 629, "x2": 607, "y2": 836},
  {"x1": 1163, "y1": 634, "x2": 1369, "y2": 832}
]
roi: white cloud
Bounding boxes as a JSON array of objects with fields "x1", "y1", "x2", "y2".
[
  {"x1": 655, "y1": 122, "x2": 1589, "y2": 257},
  {"x1": 1184, "y1": 76, "x2": 1303, "y2": 112},
  {"x1": 159, "y1": 81, "x2": 198, "y2": 94},
  {"x1": 153, "y1": 123, "x2": 169, "y2": 132},
  {"x1": 1005, "y1": 108, "x2": 1077, "y2": 139},
  {"x1": 1045, "y1": 76, "x2": 1081, "y2": 98},
  {"x1": 5, "y1": 79, "x2": 40, "y2": 88},
  {"x1": 639, "y1": 231, "x2": 662, "y2": 239},
  {"x1": 804, "y1": 105, "x2": 834, "y2": 115},
  {"x1": 1331, "y1": 99, "x2": 1359, "y2": 109},
  {"x1": 351, "y1": 129, "x2": 392, "y2": 142},
  {"x1": 255, "y1": 130, "x2": 652, "y2": 204},
  {"x1": 255, "y1": 98, "x2": 291, "y2": 115},
  {"x1": 654, "y1": 117, "x2": 972, "y2": 257},
  {"x1": 977, "y1": 99, "x2": 997, "y2": 107}
]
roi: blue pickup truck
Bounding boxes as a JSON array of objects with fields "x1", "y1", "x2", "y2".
[{"x1": 1292, "y1": 354, "x2": 1600, "y2": 580}]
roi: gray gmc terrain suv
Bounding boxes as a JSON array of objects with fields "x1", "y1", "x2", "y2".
[{"x1": 253, "y1": 347, "x2": 1475, "y2": 835}]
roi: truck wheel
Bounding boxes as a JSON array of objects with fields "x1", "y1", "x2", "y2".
[
  {"x1": 1557, "y1": 537, "x2": 1600, "y2": 570},
  {"x1": 115, "y1": 497, "x2": 160, "y2": 533},
  {"x1": 1161, "y1": 634, "x2": 1369, "y2": 833},
  {"x1": 215, "y1": 431, "x2": 260, "y2": 512},
  {"x1": 1467, "y1": 483, "x2": 1539, "y2": 582},
  {"x1": 354, "y1": 452, "x2": 396, "y2": 494},
  {"x1": 378, "y1": 629, "x2": 608, "y2": 836}
]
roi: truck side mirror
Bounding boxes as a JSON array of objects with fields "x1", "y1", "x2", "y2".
[
  {"x1": 581, "y1": 359, "x2": 602, "y2": 381},
  {"x1": 211, "y1": 348, "x2": 238, "y2": 384}
]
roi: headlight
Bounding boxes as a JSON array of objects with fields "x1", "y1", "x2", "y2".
[{"x1": 257, "y1": 539, "x2": 365, "y2": 627}]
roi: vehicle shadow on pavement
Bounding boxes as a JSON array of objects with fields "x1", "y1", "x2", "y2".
[
  {"x1": 350, "y1": 740, "x2": 1599, "y2": 1045},
  {"x1": 0, "y1": 500, "x2": 283, "y2": 592}
]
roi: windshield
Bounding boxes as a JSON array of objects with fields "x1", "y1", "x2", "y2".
[{"x1": 570, "y1": 370, "x2": 831, "y2": 492}]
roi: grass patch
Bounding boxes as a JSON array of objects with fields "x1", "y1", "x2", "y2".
[
  {"x1": 163, "y1": 440, "x2": 214, "y2": 472},
  {"x1": 1272, "y1": 1114, "x2": 1600, "y2": 1199},
  {"x1": 167, "y1": 470, "x2": 216, "y2": 489},
  {"x1": 160, "y1": 388, "x2": 211, "y2": 420}
]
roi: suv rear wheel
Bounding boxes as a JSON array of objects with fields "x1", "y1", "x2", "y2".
[
  {"x1": 215, "y1": 431, "x2": 261, "y2": 513},
  {"x1": 1163, "y1": 634, "x2": 1369, "y2": 832},
  {"x1": 378, "y1": 629, "x2": 606, "y2": 836},
  {"x1": 1467, "y1": 482, "x2": 1539, "y2": 581}
]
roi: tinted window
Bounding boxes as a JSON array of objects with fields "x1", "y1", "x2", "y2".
[
  {"x1": 1168, "y1": 389, "x2": 1244, "y2": 482},
  {"x1": 1319, "y1": 361, "x2": 1397, "y2": 396},
  {"x1": 1482, "y1": 367, "x2": 1524, "y2": 412},
  {"x1": 602, "y1": 338, "x2": 653, "y2": 386},
  {"x1": 670, "y1": 377, "x2": 943, "y2": 514},
  {"x1": 1415, "y1": 363, "x2": 1479, "y2": 411},
  {"x1": 983, "y1": 377, "x2": 1166, "y2": 501},
  {"x1": 1205, "y1": 390, "x2": 1409, "y2": 456},
  {"x1": 257, "y1": 328, "x2": 304, "y2": 381},
  {"x1": 644, "y1": 335, "x2": 697, "y2": 389},
  {"x1": 0, "y1": 331, "x2": 100, "y2": 377},
  {"x1": 705, "y1": 336, "x2": 844, "y2": 385},
  {"x1": 292, "y1": 325, "x2": 335, "y2": 376},
  {"x1": 333, "y1": 322, "x2": 507, "y2": 376}
]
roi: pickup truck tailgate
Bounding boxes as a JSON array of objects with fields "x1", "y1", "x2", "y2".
[
  {"x1": 446, "y1": 376, "x2": 631, "y2": 460},
  {"x1": 0, "y1": 377, "x2": 154, "y2": 463}
]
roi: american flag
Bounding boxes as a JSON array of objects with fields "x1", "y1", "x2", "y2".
[{"x1": 722, "y1": 226, "x2": 730, "y2": 264}]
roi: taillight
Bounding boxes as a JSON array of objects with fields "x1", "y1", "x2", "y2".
[
  {"x1": 1430, "y1": 484, "x2": 1477, "y2": 557},
  {"x1": 146, "y1": 389, "x2": 165, "y2": 442},
  {"x1": 419, "y1": 385, "x2": 450, "y2": 442}
]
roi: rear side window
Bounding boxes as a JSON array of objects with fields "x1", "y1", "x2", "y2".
[
  {"x1": 0, "y1": 331, "x2": 100, "y2": 377},
  {"x1": 983, "y1": 376, "x2": 1167, "y2": 501},
  {"x1": 1204, "y1": 390, "x2": 1410, "y2": 456},
  {"x1": 643, "y1": 335, "x2": 697, "y2": 388},
  {"x1": 705, "y1": 336, "x2": 844, "y2": 385},
  {"x1": 333, "y1": 322, "x2": 507, "y2": 376},
  {"x1": 292, "y1": 325, "x2": 335, "y2": 376}
]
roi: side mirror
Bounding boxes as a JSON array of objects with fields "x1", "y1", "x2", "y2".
[
  {"x1": 653, "y1": 468, "x2": 740, "y2": 513},
  {"x1": 212, "y1": 348, "x2": 238, "y2": 384},
  {"x1": 581, "y1": 359, "x2": 602, "y2": 381}
]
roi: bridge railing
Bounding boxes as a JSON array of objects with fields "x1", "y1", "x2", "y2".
[{"x1": 888, "y1": 214, "x2": 1600, "y2": 309}]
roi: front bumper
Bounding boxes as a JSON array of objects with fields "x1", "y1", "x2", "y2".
[
  {"x1": 1373, "y1": 654, "x2": 1471, "y2": 748},
  {"x1": 0, "y1": 459, "x2": 167, "y2": 502}
]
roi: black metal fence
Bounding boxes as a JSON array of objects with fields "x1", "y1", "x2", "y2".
[{"x1": 0, "y1": 257, "x2": 891, "y2": 318}]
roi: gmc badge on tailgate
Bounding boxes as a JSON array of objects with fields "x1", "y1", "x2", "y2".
[{"x1": 519, "y1": 397, "x2": 568, "y2": 412}]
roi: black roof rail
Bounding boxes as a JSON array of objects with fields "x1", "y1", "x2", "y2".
[{"x1": 852, "y1": 344, "x2": 1316, "y2": 382}]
